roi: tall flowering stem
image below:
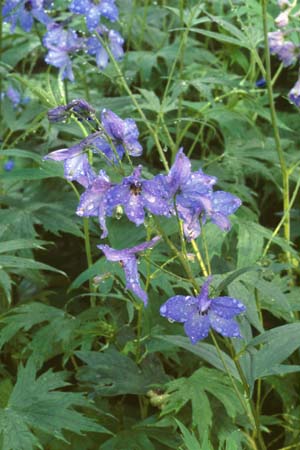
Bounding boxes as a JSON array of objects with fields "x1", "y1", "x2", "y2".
[
  {"x1": 261, "y1": 0, "x2": 291, "y2": 265},
  {"x1": 72, "y1": 118, "x2": 96, "y2": 307},
  {"x1": 95, "y1": 32, "x2": 170, "y2": 171}
]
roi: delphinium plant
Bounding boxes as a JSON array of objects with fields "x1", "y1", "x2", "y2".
[{"x1": 1, "y1": 1, "x2": 300, "y2": 450}]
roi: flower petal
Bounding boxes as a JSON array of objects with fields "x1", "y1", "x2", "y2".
[
  {"x1": 208, "y1": 312, "x2": 242, "y2": 338},
  {"x1": 210, "y1": 296, "x2": 246, "y2": 319},
  {"x1": 123, "y1": 257, "x2": 148, "y2": 305},
  {"x1": 167, "y1": 148, "x2": 191, "y2": 193},
  {"x1": 160, "y1": 295, "x2": 198, "y2": 323},
  {"x1": 184, "y1": 313, "x2": 210, "y2": 344}
]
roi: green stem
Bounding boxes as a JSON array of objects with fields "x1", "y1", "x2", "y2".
[
  {"x1": 190, "y1": 239, "x2": 208, "y2": 277},
  {"x1": 211, "y1": 333, "x2": 266, "y2": 450},
  {"x1": 154, "y1": 218, "x2": 199, "y2": 292},
  {"x1": 262, "y1": 170, "x2": 300, "y2": 257},
  {"x1": 95, "y1": 32, "x2": 169, "y2": 171},
  {"x1": 261, "y1": 0, "x2": 290, "y2": 264},
  {"x1": 71, "y1": 118, "x2": 97, "y2": 306},
  {"x1": 68, "y1": 182, "x2": 96, "y2": 307}
]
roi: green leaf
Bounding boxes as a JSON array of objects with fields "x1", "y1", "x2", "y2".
[
  {"x1": 76, "y1": 347, "x2": 168, "y2": 396},
  {"x1": 0, "y1": 239, "x2": 48, "y2": 254},
  {"x1": 0, "y1": 149, "x2": 43, "y2": 163},
  {"x1": 101, "y1": 429, "x2": 155, "y2": 450},
  {"x1": 174, "y1": 420, "x2": 203, "y2": 450},
  {"x1": 0, "y1": 359, "x2": 110, "y2": 450},
  {"x1": 2, "y1": 37, "x2": 40, "y2": 67},
  {"x1": 158, "y1": 335, "x2": 240, "y2": 380},
  {"x1": 0, "y1": 270, "x2": 12, "y2": 305},
  {"x1": 190, "y1": 27, "x2": 251, "y2": 49},
  {"x1": 247, "y1": 323, "x2": 300, "y2": 379},
  {"x1": 0, "y1": 303, "x2": 65, "y2": 349},
  {"x1": 216, "y1": 266, "x2": 261, "y2": 295},
  {"x1": 0, "y1": 163, "x2": 64, "y2": 181},
  {"x1": 161, "y1": 368, "x2": 241, "y2": 434},
  {"x1": 237, "y1": 221, "x2": 264, "y2": 268},
  {"x1": 0, "y1": 255, "x2": 65, "y2": 275}
]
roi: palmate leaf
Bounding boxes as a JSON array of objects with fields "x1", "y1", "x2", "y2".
[
  {"x1": 0, "y1": 303, "x2": 66, "y2": 349},
  {"x1": 76, "y1": 347, "x2": 169, "y2": 396},
  {"x1": 0, "y1": 359, "x2": 110, "y2": 450},
  {"x1": 161, "y1": 367, "x2": 241, "y2": 434}
]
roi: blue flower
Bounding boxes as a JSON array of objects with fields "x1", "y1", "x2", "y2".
[
  {"x1": 98, "y1": 237, "x2": 160, "y2": 305},
  {"x1": 86, "y1": 28, "x2": 124, "y2": 70},
  {"x1": 160, "y1": 276, "x2": 246, "y2": 344},
  {"x1": 206, "y1": 191, "x2": 242, "y2": 231},
  {"x1": 3, "y1": 0, "x2": 52, "y2": 32},
  {"x1": 268, "y1": 31, "x2": 298, "y2": 67},
  {"x1": 6, "y1": 86, "x2": 21, "y2": 107},
  {"x1": 163, "y1": 149, "x2": 241, "y2": 240},
  {"x1": 101, "y1": 109, "x2": 142, "y2": 157},
  {"x1": 47, "y1": 99, "x2": 95, "y2": 123},
  {"x1": 76, "y1": 170, "x2": 112, "y2": 238},
  {"x1": 255, "y1": 78, "x2": 266, "y2": 88},
  {"x1": 2, "y1": 0, "x2": 52, "y2": 32},
  {"x1": 164, "y1": 149, "x2": 216, "y2": 239},
  {"x1": 43, "y1": 24, "x2": 83, "y2": 81},
  {"x1": 3, "y1": 159, "x2": 15, "y2": 171},
  {"x1": 106, "y1": 166, "x2": 171, "y2": 226},
  {"x1": 69, "y1": 0, "x2": 118, "y2": 31},
  {"x1": 289, "y1": 79, "x2": 300, "y2": 107},
  {"x1": 44, "y1": 143, "x2": 95, "y2": 188}
]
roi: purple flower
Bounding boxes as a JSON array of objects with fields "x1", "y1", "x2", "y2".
[
  {"x1": 268, "y1": 30, "x2": 285, "y2": 54},
  {"x1": 107, "y1": 29, "x2": 124, "y2": 61},
  {"x1": 76, "y1": 170, "x2": 112, "y2": 238},
  {"x1": 106, "y1": 166, "x2": 171, "y2": 226},
  {"x1": 101, "y1": 109, "x2": 142, "y2": 157},
  {"x1": 69, "y1": 0, "x2": 118, "y2": 31},
  {"x1": 98, "y1": 237, "x2": 161, "y2": 305},
  {"x1": 47, "y1": 99, "x2": 95, "y2": 123},
  {"x1": 288, "y1": 79, "x2": 300, "y2": 107},
  {"x1": 206, "y1": 191, "x2": 242, "y2": 231},
  {"x1": 86, "y1": 36, "x2": 109, "y2": 69},
  {"x1": 87, "y1": 29, "x2": 124, "y2": 70},
  {"x1": 268, "y1": 31, "x2": 297, "y2": 67},
  {"x1": 6, "y1": 86, "x2": 21, "y2": 107},
  {"x1": 43, "y1": 24, "x2": 83, "y2": 81},
  {"x1": 164, "y1": 149, "x2": 241, "y2": 239},
  {"x1": 275, "y1": 10, "x2": 289, "y2": 28},
  {"x1": 160, "y1": 276, "x2": 246, "y2": 344},
  {"x1": 89, "y1": 136, "x2": 124, "y2": 163},
  {"x1": 3, "y1": 159, "x2": 15, "y2": 171},
  {"x1": 44, "y1": 144, "x2": 95, "y2": 188},
  {"x1": 255, "y1": 78, "x2": 266, "y2": 88},
  {"x1": 3, "y1": 0, "x2": 52, "y2": 32},
  {"x1": 164, "y1": 149, "x2": 216, "y2": 239}
]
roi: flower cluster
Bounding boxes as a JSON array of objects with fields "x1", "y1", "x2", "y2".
[
  {"x1": 3, "y1": 0, "x2": 124, "y2": 80},
  {"x1": 45, "y1": 101, "x2": 243, "y2": 325},
  {"x1": 268, "y1": 1, "x2": 300, "y2": 106}
]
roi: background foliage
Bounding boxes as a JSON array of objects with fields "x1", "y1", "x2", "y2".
[{"x1": 1, "y1": 0, "x2": 300, "y2": 449}]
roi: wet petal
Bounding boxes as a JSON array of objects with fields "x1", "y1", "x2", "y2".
[
  {"x1": 208, "y1": 312, "x2": 242, "y2": 338},
  {"x1": 211, "y1": 296, "x2": 246, "y2": 319},
  {"x1": 123, "y1": 257, "x2": 148, "y2": 305},
  {"x1": 160, "y1": 295, "x2": 198, "y2": 323},
  {"x1": 124, "y1": 194, "x2": 145, "y2": 225},
  {"x1": 167, "y1": 148, "x2": 191, "y2": 193},
  {"x1": 184, "y1": 313, "x2": 210, "y2": 344}
]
